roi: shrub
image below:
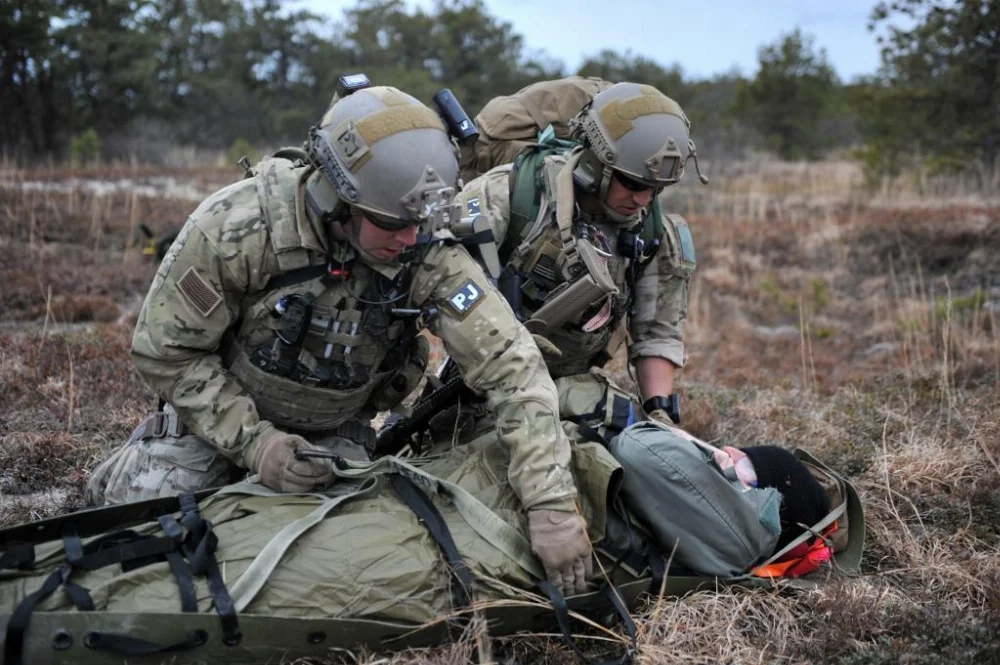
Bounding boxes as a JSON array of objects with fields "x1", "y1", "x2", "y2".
[{"x1": 69, "y1": 128, "x2": 102, "y2": 166}]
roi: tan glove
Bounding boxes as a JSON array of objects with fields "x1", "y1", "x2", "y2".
[
  {"x1": 252, "y1": 432, "x2": 333, "y2": 493},
  {"x1": 647, "y1": 409, "x2": 677, "y2": 428},
  {"x1": 528, "y1": 509, "x2": 593, "y2": 596}
]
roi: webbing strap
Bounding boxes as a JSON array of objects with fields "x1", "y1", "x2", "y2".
[
  {"x1": 330, "y1": 455, "x2": 545, "y2": 579},
  {"x1": 566, "y1": 386, "x2": 635, "y2": 446},
  {"x1": 70, "y1": 531, "x2": 180, "y2": 572},
  {"x1": 177, "y1": 492, "x2": 241, "y2": 645},
  {"x1": 553, "y1": 149, "x2": 582, "y2": 275},
  {"x1": 391, "y1": 473, "x2": 474, "y2": 611},
  {"x1": 539, "y1": 580, "x2": 637, "y2": 665},
  {"x1": 3, "y1": 494, "x2": 237, "y2": 664},
  {"x1": 226, "y1": 478, "x2": 380, "y2": 611},
  {"x1": 159, "y1": 514, "x2": 199, "y2": 613},
  {"x1": 4, "y1": 565, "x2": 72, "y2": 665},
  {"x1": 3, "y1": 530, "x2": 98, "y2": 665},
  {"x1": 58, "y1": 531, "x2": 95, "y2": 611}
]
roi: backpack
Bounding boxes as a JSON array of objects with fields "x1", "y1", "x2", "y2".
[
  {"x1": 460, "y1": 75, "x2": 614, "y2": 183},
  {"x1": 499, "y1": 129, "x2": 666, "y2": 262},
  {"x1": 461, "y1": 76, "x2": 667, "y2": 264}
]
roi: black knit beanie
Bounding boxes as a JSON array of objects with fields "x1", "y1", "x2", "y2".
[{"x1": 741, "y1": 446, "x2": 831, "y2": 552}]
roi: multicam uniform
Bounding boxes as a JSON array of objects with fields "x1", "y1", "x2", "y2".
[
  {"x1": 455, "y1": 148, "x2": 696, "y2": 378},
  {"x1": 86, "y1": 156, "x2": 578, "y2": 513}
]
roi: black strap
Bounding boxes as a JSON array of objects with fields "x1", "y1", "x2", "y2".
[
  {"x1": 177, "y1": 492, "x2": 241, "y2": 645},
  {"x1": 4, "y1": 564, "x2": 70, "y2": 665},
  {"x1": 83, "y1": 628, "x2": 209, "y2": 655},
  {"x1": 2, "y1": 493, "x2": 239, "y2": 664},
  {"x1": 609, "y1": 395, "x2": 635, "y2": 433},
  {"x1": 72, "y1": 531, "x2": 181, "y2": 572},
  {"x1": 3, "y1": 530, "x2": 99, "y2": 665},
  {"x1": 159, "y1": 514, "x2": 199, "y2": 613},
  {"x1": 647, "y1": 551, "x2": 675, "y2": 597},
  {"x1": 390, "y1": 473, "x2": 474, "y2": 610},
  {"x1": 538, "y1": 580, "x2": 637, "y2": 665},
  {"x1": 59, "y1": 531, "x2": 96, "y2": 611},
  {"x1": 0, "y1": 488, "x2": 218, "y2": 546}
]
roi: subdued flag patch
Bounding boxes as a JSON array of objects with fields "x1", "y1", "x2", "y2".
[{"x1": 178, "y1": 267, "x2": 222, "y2": 317}]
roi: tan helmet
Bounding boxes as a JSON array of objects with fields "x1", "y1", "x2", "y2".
[
  {"x1": 307, "y1": 86, "x2": 460, "y2": 231},
  {"x1": 574, "y1": 82, "x2": 695, "y2": 191}
]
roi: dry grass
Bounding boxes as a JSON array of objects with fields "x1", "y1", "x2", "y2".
[{"x1": 1, "y1": 158, "x2": 999, "y2": 663}]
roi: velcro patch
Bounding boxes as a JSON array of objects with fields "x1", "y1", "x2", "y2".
[
  {"x1": 445, "y1": 279, "x2": 485, "y2": 316},
  {"x1": 674, "y1": 218, "x2": 697, "y2": 265},
  {"x1": 465, "y1": 196, "x2": 481, "y2": 216},
  {"x1": 178, "y1": 267, "x2": 223, "y2": 317}
]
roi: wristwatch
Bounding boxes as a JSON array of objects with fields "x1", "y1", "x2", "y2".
[{"x1": 642, "y1": 393, "x2": 681, "y2": 425}]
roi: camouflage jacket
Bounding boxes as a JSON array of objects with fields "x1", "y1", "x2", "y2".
[
  {"x1": 455, "y1": 150, "x2": 695, "y2": 377},
  {"x1": 131, "y1": 157, "x2": 578, "y2": 511}
]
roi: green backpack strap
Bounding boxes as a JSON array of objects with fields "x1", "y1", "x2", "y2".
[
  {"x1": 640, "y1": 199, "x2": 665, "y2": 249},
  {"x1": 502, "y1": 126, "x2": 580, "y2": 261}
]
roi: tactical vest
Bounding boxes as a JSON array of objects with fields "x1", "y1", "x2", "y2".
[
  {"x1": 223, "y1": 156, "x2": 428, "y2": 433},
  {"x1": 497, "y1": 139, "x2": 694, "y2": 376}
]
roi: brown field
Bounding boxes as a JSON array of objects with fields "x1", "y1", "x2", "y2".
[{"x1": 1, "y1": 157, "x2": 999, "y2": 664}]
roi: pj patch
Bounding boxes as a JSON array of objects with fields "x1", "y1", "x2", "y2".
[{"x1": 445, "y1": 279, "x2": 485, "y2": 317}]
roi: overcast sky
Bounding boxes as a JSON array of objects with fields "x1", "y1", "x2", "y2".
[{"x1": 300, "y1": 0, "x2": 887, "y2": 82}]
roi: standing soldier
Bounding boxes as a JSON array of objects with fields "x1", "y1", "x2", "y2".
[{"x1": 86, "y1": 80, "x2": 592, "y2": 596}]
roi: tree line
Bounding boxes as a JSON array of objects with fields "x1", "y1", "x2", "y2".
[{"x1": 2, "y1": 0, "x2": 996, "y2": 179}]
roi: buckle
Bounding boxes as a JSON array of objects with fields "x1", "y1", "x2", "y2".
[
  {"x1": 136, "y1": 412, "x2": 170, "y2": 442},
  {"x1": 153, "y1": 412, "x2": 170, "y2": 438}
]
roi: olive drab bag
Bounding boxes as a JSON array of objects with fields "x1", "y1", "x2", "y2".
[
  {"x1": 459, "y1": 75, "x2": 614, "y2": 183},
  {"x1": 0, "y1": 374, "x2": 865, "y2": 664}
]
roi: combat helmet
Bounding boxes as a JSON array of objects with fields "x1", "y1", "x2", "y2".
[
  {"x1": 305, "y1": 81, "x2": 461, "y2": 234},
  {"x1": 571, "y1": 83, "x2": 707, "y2": 219}
]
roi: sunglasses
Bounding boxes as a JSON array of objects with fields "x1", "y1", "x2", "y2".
[
  {"x1": 613, "y1": 170, "x2": 657, "y2": 193},
  {"x1": 363, "y1": 210, "x2": 417, "y2": 232}
]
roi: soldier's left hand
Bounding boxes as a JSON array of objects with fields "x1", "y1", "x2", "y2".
[
  {"x1": 528, "y1": 508, "x2": 593, "y2": 596},
  {"x1": 646, "y1": 409, "x2": 675, "y2": 427}
]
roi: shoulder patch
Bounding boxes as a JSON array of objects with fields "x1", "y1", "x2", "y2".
[
  {"x1": 674, "y1": 219, "x2": 696, "y2": 265},
  {"x1": 178, "y1": 267, "x2": 223, "y2": 317},
  {"x1": 445, "y1": 279, "x2": 485, "y2": 316},
  {"x1": 465, "y1": 196, "x2": 482, "y2": 216},
  {"x1": 665, "y1": 213, "x2": 696, "y2": 266}
]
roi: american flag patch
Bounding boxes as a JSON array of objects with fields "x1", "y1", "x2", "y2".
[{"x1": 178, "y1": 267, "x2": 222, "y2": 317}]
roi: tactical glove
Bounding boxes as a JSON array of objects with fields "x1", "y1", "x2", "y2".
[
  {"x1": 253, "y1": 432, "x2": 333, "y2": 493},
  {"x1": 528, "y1": 509, "x2": 593, "y2": 596},
  {"x1": 647, "y1": 409, "x2": 676, "y2": 428}
]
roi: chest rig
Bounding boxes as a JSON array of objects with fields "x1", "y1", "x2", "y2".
[
  {"x1": 222, "y1": 157, "x2": 430, "y2": 433},
  {"x1": 497, "y1": 147, "x2": 663, "y2": 374},
  {"x1": 247, "y1": 260, "x2": 420, "y2": 391}
]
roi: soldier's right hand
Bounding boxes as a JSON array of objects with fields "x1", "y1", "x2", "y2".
[{"x1": 253, "y1": 432, "x2": 333, "y2": 493}]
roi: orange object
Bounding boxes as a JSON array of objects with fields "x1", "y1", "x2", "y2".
[{"x1": 751, "y1": 522, "x2": 838, "y2": 579}]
